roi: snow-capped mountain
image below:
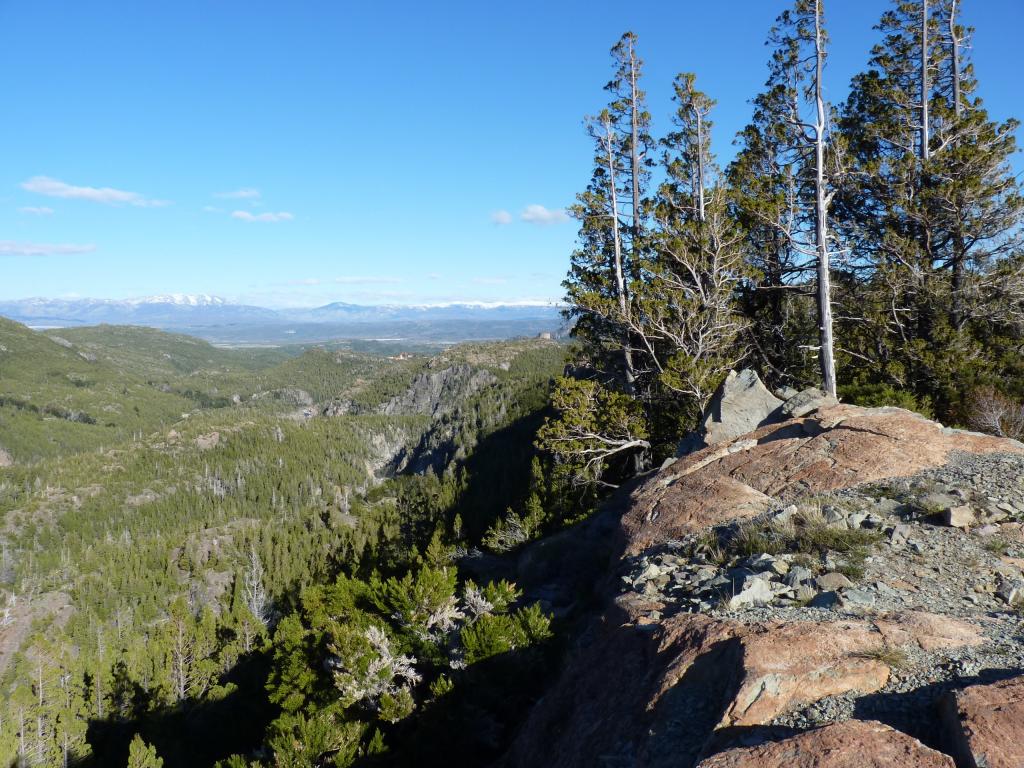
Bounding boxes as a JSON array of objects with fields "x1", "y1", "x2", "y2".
[
  {"x1": 0, "y1": 296, "x2": 566, "y2": 343},
  {"x1": 127, "y1": 294, "x2": 228, "y2": 307},
  {"x1": 0, "y1": 295, "x2": 276, "y2": 327}
]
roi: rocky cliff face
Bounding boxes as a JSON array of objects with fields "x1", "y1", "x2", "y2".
[
  {"x1": 500, "y1": 397, "x2": 1024, "y2": 768},
  {"x1": 379, "y1": 364, "x2": 498, "y2": 418}
]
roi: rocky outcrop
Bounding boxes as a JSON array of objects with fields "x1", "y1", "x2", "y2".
[
  {"x1": 499, "y1": 402, "x2": 1024, "y2": 768},
  {"x1": 380, "y1": 364, "x2": 497, "y2": 418},
  {"x1": 942, "y1": 675, "x2": 1024, "y2": 768},
  {"x1": 625, "y1": 404, "x2": 1020, "y2": 555},
  {"x1": 695, "y1": 720, "x2": 954, "y2": 767},
  {"x1": 0, "y1": 447, "x2": 12, "y2": 467}
]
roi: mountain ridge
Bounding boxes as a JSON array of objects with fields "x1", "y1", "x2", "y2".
[{"x1": 0, "y1": 296, "x2": 566, "y2": 343}]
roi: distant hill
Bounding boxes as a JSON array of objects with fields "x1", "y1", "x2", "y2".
[
  {"x1": 0, "y1": 295, "x2": 567, "y2": 344},
  {"x1": 0, "y1": 317, "x2": 196, "y2": 461}
]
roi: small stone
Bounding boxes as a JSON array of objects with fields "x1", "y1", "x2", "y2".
[
  {"x1": 875, "y1": 498, "x2": 902, "y2": 515},
  {"x1": 773, "y1": 505, "x2": 799, "y2": 524},
  {"x1": 785, "y1": 566, "x2": 815, "y2": 587},
  {"x1": 816, "y1": 572, "x2": 855, "y2": 591},
  {"x1": 889, "y1": 524, "x2": 912, "y2": 548},
  {"x1": 727, "y1": 575, "x2": 776, "y2": 610},
  {"x1": 945, "y1": 504, "x2": 976, "y2": 529},
  {"x1": 848, "y1": 512, "x2": 868, "y2": 529},
  {"x1": 996, "y1": 576, "x2": 1024, "y2": 607},
  {"x1": 922, "y1": 491, "x2": 958, "y2": 511}
]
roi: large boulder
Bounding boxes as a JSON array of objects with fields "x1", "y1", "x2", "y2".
[
  {"x1": 700, "y1": 370, "x2": 783, "y2": 447},
  {"x1": 941, "y1": 674, "x2": 1024, "y2": 768},
  {"x1": 695, "y1": 720, "x2": 954, "y2": 768},
  {"x1": 0, "y1": 447, "x2": 11, "y2": 467}
]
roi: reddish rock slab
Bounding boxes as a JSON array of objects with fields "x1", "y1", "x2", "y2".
[
  {"x1": 623, "y1": 405, "x2": 1022, "y2": 555},
  {"x1": 942, "y1": 674, "x2": 1024, "y2": 768},
  {"x1": 872, "y1": 611, "x2": 984, "y2": 653},
  {"x1": 696, "y1": 720, "x2": 954, "y2": 768},
  {"x1": 721, "y1": 620, "x2": 890, "y2": 727},
  {"x1": 500, "y1": 608, "x2": 903, "y2": 768}
]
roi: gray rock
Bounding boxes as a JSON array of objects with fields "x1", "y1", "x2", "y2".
[
  {"x1": 701, "y1": 369, "x2": 783, "y2": 447},
  {"x1": 785, "y1": 566, "x2": 815, "y2": 587},
  {"x1": 823, "y1": 508, "x2": 849, "y2": 530},
  {"x1": 996, "y1": 576, "x2": 1024, "y2": 607},
  {"x1": 874, "y1": 498, "x2": 903, "y2": 515},
  {"x1": 816, "y1": 572, "x2": 855, "y2": 591},
  {"x1": 847, "y1": 512, "x2": 868, "y2": 529},
  {"x1": 840, "y1": 588, "x2": 876, "y2": 608},
  {"x1": 775, "y1": 386, "x2": 800, "y2": 400},
  {"x1": 781, "y1": 387, "x2": 840, "y2": 419},
  {"x1": 889, "y1": 524, "x2": 912, "y2": 549},
  {"x1": 921, "y1": 491, "x2": 958, "y2": 513},
  {"x1": 944, "y1": 504, "x2": 976, "y2": 529},
  {"x1": 745, "y1": 553, "x2": 785, "y2": 574},
  {"x1": 727, "y1": 575, "x2": 776, "y2": 610}
]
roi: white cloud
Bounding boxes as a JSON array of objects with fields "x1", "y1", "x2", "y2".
[
  {"x1": 520, "y1": 204, "x2": 569, "y2": 225},
  {"x1": 215, "y1": 188, "x2": 261, "y2": 199},
  {"x1": 472, "y1": 276, "x2": 508, "y2": 285},
  {"x1": 0, "y1": 240, "x2": 96, "y2": 256},
  {"x1": 18, "y1": 206, "x2": 54, "y2": 216},
  {"x1": 21, "y1": 176, "x2": 169, "y2": 207},
  {"x1": 231, "y1": 210, "x2": 294, "y2": 223},
  {"x1": 490, "y1": 209, "x2": 513, "y2": 225},
  {"x1": 202, "y1": 205, "x2": 222, "y2": 213}
]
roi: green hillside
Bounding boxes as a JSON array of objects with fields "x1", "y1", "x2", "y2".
[
  {"x1": 0, "y1": 318, "x2": 196, "y2": 462},
  {"x1": 46, "y1": 325, "x2": 295, "y2": 378}
]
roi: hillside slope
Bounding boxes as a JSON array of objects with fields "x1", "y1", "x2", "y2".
[
  {"x1": 500, "y1": 401, "x2": 1024, "y2": 768},
  {"x1": 0, "y1": 318, "x2": 196, "y2": 461}
]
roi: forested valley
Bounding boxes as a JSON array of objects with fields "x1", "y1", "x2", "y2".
[{"x1": 1, "y1": 0, "x2": 1023, "y2": 766}]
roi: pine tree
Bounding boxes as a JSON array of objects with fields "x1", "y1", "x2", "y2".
[
  {"x1": 730, "y1": 1, "x2": 842, "y2": 395},
  {"x1": 642, "y1": 73, "x2": 749, "y2": 419},
  {"x1": 836, "y1": 0, "x2": 1024, "y2": 416},
  {"x1": 126, "y1": 734, "x2": 164, "y2": 768},
  {"x1": 564, "y1": 31, "x2": 654, "y2": 395}
]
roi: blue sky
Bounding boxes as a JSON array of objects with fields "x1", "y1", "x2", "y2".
[{"x1": 1, "y1": 0, "x2": 1021, "y2": 308}]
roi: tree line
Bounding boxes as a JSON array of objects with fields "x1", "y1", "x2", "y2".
[{"x1": 541, "y1": 0, "x2": 1024, "y2": 488}]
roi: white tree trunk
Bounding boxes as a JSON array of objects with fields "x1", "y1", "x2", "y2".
[
  {"x1": 695, "y1": 107, "x2": 706, "y2": 223},
  {"x1": 949, "y1": 0, "x2": 961, "y2": 119},
  {"x1": 602, "y1": 115, "x2": 637, "y2": 394},
  {"x1": 921, "y1": 0, "x2": 931, "y2": 161},
  {"x1": 813, "y1": 0, "x2": 838, "y2": 398}
]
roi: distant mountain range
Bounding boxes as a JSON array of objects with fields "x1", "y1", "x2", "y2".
[{"x1": 0, "y1": 295, "x2": 567, "y2": 344}]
